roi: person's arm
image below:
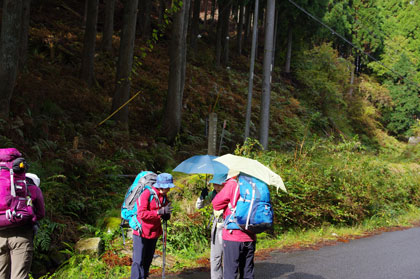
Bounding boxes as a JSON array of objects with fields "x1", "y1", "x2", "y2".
[
  {"x1": 196, "y1": 189, "x2": 213, "y2": 209},
  {"x1": 212, "y1": 180, "x2": 234, "y2": 211},
  {"x1": 137, "y1": 190, "x2": 160, "y2": 221}
]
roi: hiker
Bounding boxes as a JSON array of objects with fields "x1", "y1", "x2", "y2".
[
  {"x1": 0, "y1": 172, "x2": 45, "y2": 279},
  {"x1": 195, "y1": 173, "x2": 227, "y2": 279},
  {"x1": 212, "y1": 176, "x2": 257, "y2": 279},
  {"x1": 131, "y1": 173, "x2": 174, "y2": 279}
]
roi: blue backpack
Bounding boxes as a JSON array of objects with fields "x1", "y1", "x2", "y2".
[
  {"x1": 121, "y1": 171, "x2": 159, "y2": 235},
  {"x1": 224, "y1": 174, "x2": 273, "y2": 234}
]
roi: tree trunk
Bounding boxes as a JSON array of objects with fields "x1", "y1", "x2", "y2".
[
  {"x1": 203, "y1": 0, "x2": 209, "y2": 28},
  {"x1": 237, "y1": 2, "x2": 244, "y2": 55},
  {"x1": 244, "y1": 0, "x2": 259, "y2": 140},
  {"x1": 144, "y1": 0, "x2": 152, "y2": 40},
  {"x1": 211, "y1": 0, "x2": 216, "y2": 22},
  {"x1": 271, "y1": 5, "x2": 278, "y2": 68},
  {"x1": 190, "y1": 0, "x2": 201, "y2": 50},
  {"x1": 348, "y1": 63, "x2": 355, "y2": 96},
  {"x1": 138, "y1": 0, "x2": 151, "y2": 39},
  {"x1": 80, "y1": 0, "x2": 98, "y2": 86},
  {"x1": 215, "y1": 1, "x2": 223, "y2": 66},
  {"x1": 259, "y1": 0, "x2": 275, "y2": 149},
  {"x1": 102, "y1": 0, "x2": 115, "y2": 52},
  {"x1": 18, "y1": 0, "x2": 30, "y2": 72},
  {"x1": 243, "y1": 3, "x2": 250, "y2": 44},
  {"x1": 0, "y1": 0, "x2": 23, "y2": 119},
  {"x1": 111, "y1": 0, "x2": 139, "y2": 127},
  {"x1": 83, "y1": 0, "x2": 88, "y2": 25},
  {"x1": 284, "y1": 23, "x2": 292, "y2": 73},
  {"x1": 221, "y1": 2, "x2": 231, "y2": 66},
  {"x1": 162, "y1": 0, "x2": 191, "y2": 143},
  {"x1": 180, "y1": 0, "x2": 191, "y2": 96}
]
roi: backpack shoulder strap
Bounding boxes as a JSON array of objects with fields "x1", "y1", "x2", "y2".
[{"x1": 228, "y1": 178, "x2": 240, "y2": 212}]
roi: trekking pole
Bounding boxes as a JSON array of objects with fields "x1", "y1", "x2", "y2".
[{"x1": 162, "y1": 220, "x2": 167, "y2": 279}]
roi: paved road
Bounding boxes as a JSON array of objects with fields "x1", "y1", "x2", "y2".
[{"x1": 151, "y1": 227, "x2": 420, "y2": 279}]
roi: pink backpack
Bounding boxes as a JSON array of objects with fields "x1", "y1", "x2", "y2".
[{"x1": 0, "y1": 148, "x2": 34, "y2": 229}]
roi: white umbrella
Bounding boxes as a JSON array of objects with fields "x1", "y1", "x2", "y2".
[{"x1": 214, "y1": 154, "x2": 287, "y2": 193}]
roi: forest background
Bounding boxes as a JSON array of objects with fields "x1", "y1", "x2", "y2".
[{"x1": 0, "y1": 0, "x2": 420, "y2": 278}]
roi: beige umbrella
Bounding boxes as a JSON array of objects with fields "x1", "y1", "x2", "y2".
[{"x1": 214, "y1": 154, "x2": 287, "y2": 193}]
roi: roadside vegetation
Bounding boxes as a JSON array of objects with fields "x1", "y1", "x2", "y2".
[{"x1": 28, "y1": 135, "x2": 420, "y2": 278}]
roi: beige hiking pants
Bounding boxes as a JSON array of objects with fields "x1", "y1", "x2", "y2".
[{"x1": 0, "y1": 225, "x2": 34, "y2": 279}]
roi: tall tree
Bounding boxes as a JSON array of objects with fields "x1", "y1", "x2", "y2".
[
  {"x1": 102, "y1": 0, "x2": 115, "y2": 52},
  {"x1": 162, "y1": 0, "x2": 191, "y2": 142},
  {"x1": 243, "y1": 2, "x2": 251, "y2": 44},
  {"x1": 138, "y1": 0, "x2": 152, "y2": 39},
  {"x1": 190, "y1": 0, "x2": 201, "y2": 50},
  {"x1": 0, "y1": 0, "x2": 23, "y2": 119},
  {"x1": 259, "y1": 0, "x2": 275, "y2": 149},
  {"x1": 284, "y1": 23, "x2": 292, "y2": 73},
  {"x1": 203, "y1": 0, "x2": 209, "y2": 28},
  {"x1": 18, "y1": 0, "x2": 30, "y2": 71},
  {"x1": 215, "y1": 0, "x2": 231, "y2": 66},
  {"x1": 244, "y1": 0, "x2": 259, "y2": 140},
  {"x1": 276, "y1": 0, "x2": 328, "y2": 73},
  {"x1": 211, "y1": 0, "x2": 216, "y2": 22},
  {"x1": 111, "y1": 0, "x2": 139, "y2": 127},
  {"x1": 80, "y1": 0, "x2": 98, "y2": 86},
  {"x1": 237, "y1": 1, "x2": 244, "y2": 55}
]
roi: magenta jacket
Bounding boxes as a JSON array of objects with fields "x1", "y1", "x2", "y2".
[
  {"x1": 212, "y1": 178, "x2": 256, "y2": 242},
  {"x1": 28, "y1": 184, "x2": 45, "y2": 222},
  {"x1": 133, "y1": 186, "x2": 169, "y2": 239}
]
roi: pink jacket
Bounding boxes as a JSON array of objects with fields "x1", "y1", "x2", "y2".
[
  {"x1": 28, "y1": 184, "x2": 45, "y2": 222},
  {"x1": 212, "y1": 178, "x2": 256, "y2": 242},
  {"x1": 133, "y1": 186, "x2": 168, "y2": 239}
]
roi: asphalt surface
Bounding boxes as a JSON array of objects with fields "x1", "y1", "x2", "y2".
[{"x1": 151, "y1": 226, "x2": 420, "y2": 279}]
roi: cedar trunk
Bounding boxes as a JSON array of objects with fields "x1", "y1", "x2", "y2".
[
  {"x1": 162, "y1": 0, "x2": 191, "y2": 143},
  {"x1": 111, "y1": 0, "x2": 139, "y2": 126},
  {"x1": 18, "y1": 0, "x2": 30, "y2": 71},
  {"x1": 0, "y1": 0, "x2": 23, "y2": 119},
  {"x1": 190, "y1": 0, "x2": 201, "y2": 50},
  {"x1": 80, "y1": 0, "x2": 98, "y2": 86},
  {"x1": 259, "y1": 0, "x2": 275, "y2": 149},
  {"x1": 102, "y1": 0, "x2": 115, "y2": 52}
]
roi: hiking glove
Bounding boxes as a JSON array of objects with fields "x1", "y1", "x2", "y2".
[
  {"x1": 161, "y1": 213, "x2": 171, "y2": 221},
  {"x1": 199, "y1": 187, "x2": 208, "y2": 200},
  {"x1": 158, "y1": 203, "x2": 173, "y2": 215}
]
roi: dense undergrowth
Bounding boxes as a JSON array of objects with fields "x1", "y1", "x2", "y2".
[
  {"x1": 0, "y1": 1, "x2": 419, "y2": 278},
  {"x1": 39, "y1": 137, "x2": 420, "y2": 279}
]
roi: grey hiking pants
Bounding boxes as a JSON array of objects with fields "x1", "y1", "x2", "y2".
[
  {"x1": 0, "y1": 225, "x2": 34, "y2": 279},
  {"x1": 210, "y1": 222, "x2": 223, "y2": 279}
]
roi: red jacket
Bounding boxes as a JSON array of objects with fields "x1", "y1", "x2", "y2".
[
  {"x1": 212, "y1": 178, "x2": 256, "y2": 242},
  {"x1": 28, "y1": 184, "x2": 45, "y2": 222},
  {"x1": 133, "y1": 186, "x2": 169, "y2": 239}
]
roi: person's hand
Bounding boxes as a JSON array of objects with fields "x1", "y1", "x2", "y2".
[
  {"x1": 158, "y1": 203, "x2": 173, "y2": 215},
  {"x1": 161, "y1": 213, "x2": 171, "y2": 221},
  {"x1": 200, "y1": 187, "x2": 208, "y2": 200}
]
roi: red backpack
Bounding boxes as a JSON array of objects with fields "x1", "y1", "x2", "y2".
[{"x1": 0, "y1": 148, "x2": 34, "y2": 229}]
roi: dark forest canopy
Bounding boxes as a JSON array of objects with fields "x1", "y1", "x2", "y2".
[{"x1": 0, "y1": 0, "x2": 419, "y2": 147}]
